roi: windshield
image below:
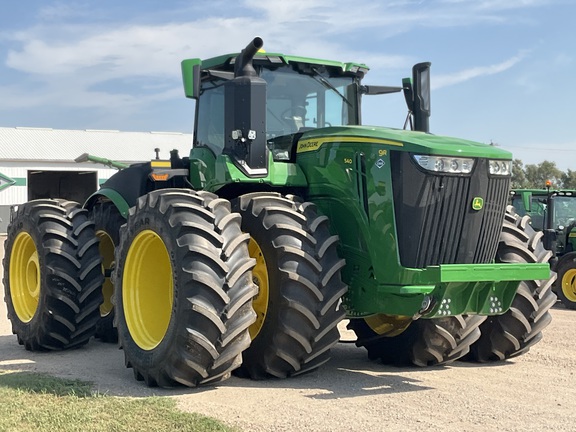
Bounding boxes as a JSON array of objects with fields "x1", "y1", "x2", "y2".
[
  {"x1": 552, "y1": 196, "x2": 576, "y2": 229},
  {"x1": 194, "y1": 64, "x2": 359, "y2": 157},
  {"x1": 262, "y1": 67, "x2": 357, "y2": 138},
  {"x1": 512, "y1": 194, "x2": 576, "y2": 230},
  {"x1": 511, "y1": 195, "x2": 547, "y2": 230}
]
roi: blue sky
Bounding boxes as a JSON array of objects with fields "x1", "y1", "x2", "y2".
[{"x1": 0, "y1": 0, "x2": 574, "y2": 171}]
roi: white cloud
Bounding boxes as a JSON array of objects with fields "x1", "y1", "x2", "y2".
[
  {"x1": 5, "y1": 0, "x2": 554, "y2": 82},
  {"x1": 432, "y1": 51, "x2": 529, "y2": 89},
  {"x1": 0, "y1": 0, "x2": 562, "y2": 116}
]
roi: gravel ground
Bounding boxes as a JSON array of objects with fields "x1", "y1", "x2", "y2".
[{"x1": 1, "y1": 235, "x2": 575, "y2": 431}]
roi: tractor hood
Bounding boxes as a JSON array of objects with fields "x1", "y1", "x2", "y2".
[{"x1": 297, "y1": 125, "x2": 512, "y2": 160}]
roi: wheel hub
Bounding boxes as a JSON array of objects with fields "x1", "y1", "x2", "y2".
[
  {"x1": 96, "y1": 230, "x2": 115, "y2": 317},
  {"x1": 364, "y1": 314, "x2": 412, "y2": 337},
  {"x1": 248, "y1": 237, "x2": 269, "y2": 340},
  {"x1": 10, "y1": 232, "x2": 41, "y2": 323},
  {"x1": 123, "y1": 230, "x2": 173, "y2": 351},
  {"x1": 562, "y1": 268, "x2": 576, "y2": 302}
]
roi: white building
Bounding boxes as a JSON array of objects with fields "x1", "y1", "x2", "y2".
[{"x1": 0, "y1": 127, "x2": 193, "y2": 232}]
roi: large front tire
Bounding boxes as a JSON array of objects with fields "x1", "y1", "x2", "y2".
[
  {"x1": 233, "y1": 193, "x2": 347, "y2": 379},
  {"x1": 114, "y1": 189, "x2": 256, "y2": 388},
  {"x1": 3, "y1": 200, "x2": 104, "y2": 351},
  {"x1": 90, "y1": 201, "x2": 125, "y2": 342},
  {"x1": 348, "y1": 314, "x2": 485, "y2": 366},
  {"x1": 466, "y1": 207, "x2": 557, "y2": 362}
]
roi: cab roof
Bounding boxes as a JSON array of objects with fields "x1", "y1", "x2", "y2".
[{"x1": 199, "y1": 51, "x2": 370, "y2": 76}]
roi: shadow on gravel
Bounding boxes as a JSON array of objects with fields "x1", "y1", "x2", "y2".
[
  {"x1": 211, "y1": 368, "x2": 432, "y2": 401},
  {"x1": 166, "y1": 342, "x2": 437, "y2": 400},
  {"x1": 448, "y1": 359, "x2": 514, "y2": 370},
  {"x1": 1, "y1": 326, "x2": 532, "y2": 401},
  {"x1": 0, "y1": 332, "x2": 444, "y2": 399}
]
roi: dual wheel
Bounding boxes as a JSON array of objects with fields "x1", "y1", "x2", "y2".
[
  {"x1": 3, "y1": 190, "x2": 347, "y2": 388},
  {"x1": 3, "y1": 200, "x2": 103, "y2": 351},
  {"x1": 113, "y1": 190, "x2": 347, "y2": 386}
]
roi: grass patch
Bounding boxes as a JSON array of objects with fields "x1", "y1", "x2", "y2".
[{"x1": 0, "y1": 371, "x2": 238, "y2": 432}]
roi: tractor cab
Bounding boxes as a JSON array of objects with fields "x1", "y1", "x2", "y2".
[
  {"x1": 511, "y1": 188, "x2": 576, "y2": 253},
  {"x1": 182, "y1": 37, "x2": 428, "y2": 178},
  {"x1": 195, "y1": 54, "x2": 361, "y2": 164}
]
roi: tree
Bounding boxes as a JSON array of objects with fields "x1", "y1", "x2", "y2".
[
  {"x1": 511, "y1": 159, "x2": 529, "y2": 189},
  {"x1": 561, "y1": 169, "x2": 576, "y2": 189},
  {"x1": 524, "y1": 160, "x2": 563, "y2": 189}
]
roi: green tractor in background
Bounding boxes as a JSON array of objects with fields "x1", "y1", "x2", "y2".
[
  {"x1": 510, "y1": 187, "x2": 576, "y2": 309},
  {"x1": 3, "y1": 37, "x2": 556, "y2": 388}
]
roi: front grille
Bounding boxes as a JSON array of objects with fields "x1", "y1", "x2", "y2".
[
  {"x1": 473, "y1": 176, "x2": 510, "y2": 262},
  {"x1": 391, "y1": 152, "x2": 510, "y2": 268}
]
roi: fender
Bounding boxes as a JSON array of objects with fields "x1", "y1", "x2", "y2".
[
  {"x1": 84, "y1": 188, "x2": 131, "y2": 218},
  {"x1": 84, "y1": 162, "x2": 153, "y2": 217}
]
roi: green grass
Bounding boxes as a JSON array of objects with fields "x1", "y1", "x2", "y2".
[{"x1": 0, "y1": 371, "x2": 239, "y2": 432}]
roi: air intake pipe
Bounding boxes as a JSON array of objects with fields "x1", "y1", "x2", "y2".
[
  {"x1": 224, "y1": 37, "x2": 268, "y2": 176},
  {"x1": 234, "y1": 37, "x2": 264, "y2": 78}
]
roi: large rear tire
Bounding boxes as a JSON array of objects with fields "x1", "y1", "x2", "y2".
[
  {"x1": 3, "y1": 199, "x2": 104, "y2": 351},
  {"x1": 348, "y1": 314, "x2": 485, "y2": 366},
  {"x1": 233, "y1": 192, "x2": 347, "y2": 379},
  {"x1": 90, "y1": 201, "x2": 125, "y2": 342},
  {"x1": 466, "y1": 207, "x2": 557, "y2": 362},
  {"x1": 114, "y1": 189, "x2": 256, "y2": 387}
]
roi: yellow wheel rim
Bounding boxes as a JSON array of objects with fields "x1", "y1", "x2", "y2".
[
  {"x1": 96, "y1": 230, "x2": 115, "y2": 317},
  {"x1": 123, "y1": 230, "x2": 173, "y2": 351},
  {"x1": 562, "y1": 268, "x2": 576, "y2": 303},
  {"x1": 248, "y1": 237, "x2": 269, "y2": 340},
  {"x1": 365, "y1": 314, "x2": 412, "y2": 337},
  {"x1": 9, "y1": 232, "x2": 41, "y2": 323}
]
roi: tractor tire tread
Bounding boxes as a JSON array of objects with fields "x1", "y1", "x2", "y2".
[
  {"x1": 114, "y1": 189, "x2": 256, "y2": 388},
  {"x1": 465, "y1": 208, "x2": 557, "y2": 362},
  {"x1": 233, "y1": 192, "x2": 347, "y2": 379},
  {"x1": 3, "y1": 199, "x2": 103, "y2": 351}
]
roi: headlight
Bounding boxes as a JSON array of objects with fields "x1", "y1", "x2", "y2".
[
  {"x1": 488, "y1": 160, "x2": 511, "y2": 176},
  {"x1": 413, "y1": 155, "x2": 475, "y2": 174}
]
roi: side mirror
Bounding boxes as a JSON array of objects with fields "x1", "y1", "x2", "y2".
[
  {"x1": 412, "y1": 62, "x2": 431, "y2": 133},
  {"x1": 181, "y1": 58, "x2": 202, "y2": 99},
  {"x1": 542, "y1": 228, "x2": 557, "y2": 252}
]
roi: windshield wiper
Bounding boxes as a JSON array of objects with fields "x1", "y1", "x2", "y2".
[{"x1": 310, "y1": 67, "x2": 352, "y2": 107}]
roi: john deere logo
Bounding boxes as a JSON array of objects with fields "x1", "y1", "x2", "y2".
[{"x1": 472, "y1": 197, "x2": 484, "y2": 211}]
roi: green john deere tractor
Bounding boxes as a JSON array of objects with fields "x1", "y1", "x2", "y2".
[
  {"x1": 3, "y1": 37, "x2": 556, "y2": 387},
  {"x1": 510, "y1": 188, "x2": 576, "y2": 309}
]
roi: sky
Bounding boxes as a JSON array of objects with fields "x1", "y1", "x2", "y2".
[{"x1": 0, "y1": 0, "x2": 574, "y2": 171}]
